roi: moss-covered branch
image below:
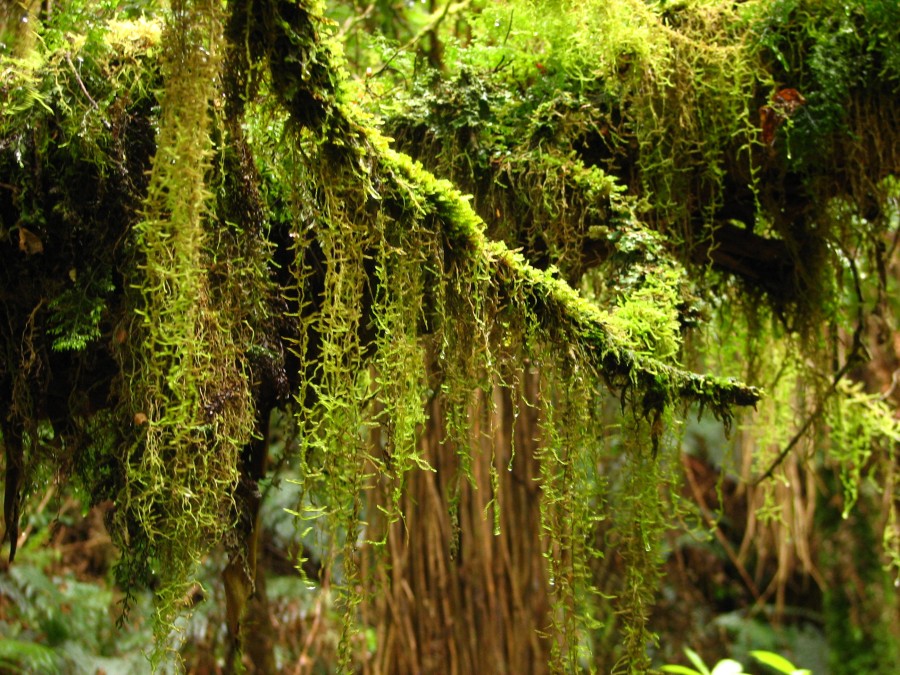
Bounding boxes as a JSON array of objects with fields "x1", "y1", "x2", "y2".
[
  {"x1": 383, "y1": 146, "x2": 762, "y2": 414},
  {"x1": 238, "y1": 0, "x2": 762, "y2": 421},
  {"x1": 0, "y1": 1, "x2": 801, "y2": 665},
  {"x1": 374, "y1": 0, "x2": 900, "y2": 328}
]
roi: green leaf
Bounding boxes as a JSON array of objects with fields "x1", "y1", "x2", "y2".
[
  {"x1": 711, "y1": 659, "x2": 749, "y2": 675},
  {"x1": 685, "y1": 647, "x2": 711, "y2": 675},
  {"x1": 750, "y1": 650, "x2": 807, "y2": 674},
  {"x1": 0, "y1": 639, "x2": 60, "y2": 674},
  {"x1": 661, "y1": 666, "x2": 702, "y2": 675}
]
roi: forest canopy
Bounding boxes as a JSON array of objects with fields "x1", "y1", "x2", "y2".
[{"x1": 1, "y1": 0, "x2": 899, "y2": 672}]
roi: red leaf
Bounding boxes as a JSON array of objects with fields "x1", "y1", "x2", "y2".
[{"x1": 772, "y1": 88, "x2": 806, "y2": 116}]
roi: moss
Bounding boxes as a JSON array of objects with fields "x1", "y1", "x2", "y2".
[
  {"x1": 226, "y1": 3, "x2": 762, "y2": 662},
  {"x1": 112, "y1": 0, "x2": 256, "y2": 653},
  {"x1": 22, "y1": 0, "x2": 900, "y2": 669}
]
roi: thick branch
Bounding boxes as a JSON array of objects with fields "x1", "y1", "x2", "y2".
[
  {"x1": 695, "y1": 222, "x2": 794, "y2": 288},
  {"x1": 386, "y1": 149, "x2": 763, "y2": 415},
  {"x1": 239, "y1": 0, "x2": 763, "y2": 417}
]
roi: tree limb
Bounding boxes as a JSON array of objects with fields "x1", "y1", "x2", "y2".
[{"x1": 237, "y1": 0, "x2": 763, "y2": 418}]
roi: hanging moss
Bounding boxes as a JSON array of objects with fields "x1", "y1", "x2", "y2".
[
  {"x1": 110, "y1": 0, "x2": 256, "y2": 653},
  {"x1": 0, "y1": 0, "x2": 763, "y2": 661},
  {"x1": 7, "y1": 0, "x2": 898, "y2": 671},
  {"x1": 536, "y1": 362, "x2": 608, "y2": 671},
  {"x1": 219, "y1": 2, "x2": 763, "y2": 666}
]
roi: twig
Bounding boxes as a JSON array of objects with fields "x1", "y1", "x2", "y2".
[
  {"x1": 753, "y1": 245, "x2": 867, "y2": 484},
  {"x1": 337, "y1": 2, "x2": 375, "y2": 40},
  {"x1": 491, "y1": 10, "x2": 514, "y2": 73},
  {"x1": 681, "y1": 454, "x2": 761, "y2": 600},
  {"x1": 65, "y1": 53, "x2": 99, "y2": 109},
  {"x1": 372, "y1": 0, "x2": 469, "y2": 78}
]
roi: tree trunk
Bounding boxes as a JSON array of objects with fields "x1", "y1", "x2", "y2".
[{"x1": 364, "y1": 372, "x2": 551, "y2": 674}]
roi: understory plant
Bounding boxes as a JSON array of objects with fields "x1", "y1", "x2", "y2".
[{"x1": 663, "y1": 646, "x2": 812, "y2": 675}]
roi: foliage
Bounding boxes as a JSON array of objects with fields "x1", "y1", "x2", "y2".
[
  {"x1": 0, "y1": 529, "x2": 152, "y2": 674},
  {"x1": 47, "y1": 273, "x2": 115, "y2": 352},
  {"x1": 605, "y1": 265, "x2": 685, "y2": 362},
  {"x1": 0, "y1": 0, "x2": 898, "y2": 671},
  {"x1": 827, "y1": 380, "x2": 900, "y2": 553},
  {"x1": 112, "y1": 0, "x2": 257, "y2": 658},
  {"x1": 662, "y1": 647, "x2": 747, "y2": 675},
  {"x1": 662, "y1": 646, "x2": 811, "y2": 675}
]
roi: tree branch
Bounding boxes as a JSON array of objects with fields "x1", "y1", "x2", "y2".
[
  {"x1": 386, "y1": 148, "x2": 763, "y2": 416},
  {"x1": 240, "y1": 0, "x2": 763, "y2": 418}
]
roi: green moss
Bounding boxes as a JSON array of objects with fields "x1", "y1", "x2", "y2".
[
  {"x1": 19, "y1": 1, "x2": 891, "y2": 670},
  {"x1": 112, "y1": 0, "x2": 255, "y2": 653}
]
